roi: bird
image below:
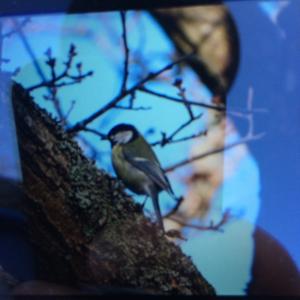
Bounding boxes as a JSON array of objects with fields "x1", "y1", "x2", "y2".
[{"x1": 107, "y1": 123, "x2": 175, "y2": 233}]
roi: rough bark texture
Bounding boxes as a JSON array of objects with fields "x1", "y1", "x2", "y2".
[{"x1": 4, "y1": 73, "x2": 215, "y2": 295}]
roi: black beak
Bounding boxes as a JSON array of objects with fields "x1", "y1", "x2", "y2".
[{"x1": 101, "y1": 134, "x2": 109, "y2": 141}]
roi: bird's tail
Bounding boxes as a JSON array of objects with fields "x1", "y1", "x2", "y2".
[{"x1": 149, "y1": 188, "x2": 165, "y2": 233}]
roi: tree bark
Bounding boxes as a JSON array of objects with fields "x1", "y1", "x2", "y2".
[{"x1": 4, "y1": 73, "x2": 215, "y2": 295}]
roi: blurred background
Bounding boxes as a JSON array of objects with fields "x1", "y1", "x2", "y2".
[{"x1": 0, "y1": 0, "x2": 299, "y2": 295}]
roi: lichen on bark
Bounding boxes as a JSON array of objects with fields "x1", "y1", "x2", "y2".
[{"x1": 6, "y1": 73, "x2": 215, "y2": 295}]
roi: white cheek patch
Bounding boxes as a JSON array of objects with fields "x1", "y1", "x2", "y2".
[{"x1": 113, "y1": 131, "x2": 133, "y2": 144}]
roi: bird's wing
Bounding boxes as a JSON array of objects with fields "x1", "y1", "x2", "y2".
[{"x1": 123, "y1": 149, "x2": 174, "y2": 196}]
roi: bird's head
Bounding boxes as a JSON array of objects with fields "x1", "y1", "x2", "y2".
[{"x1": 107, "y1": 123, "x2": 139, "y2": 146}]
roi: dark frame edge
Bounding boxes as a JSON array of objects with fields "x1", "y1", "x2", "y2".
[{"x1": 0, "y1": 0, "x2": 226, "y2": 17}]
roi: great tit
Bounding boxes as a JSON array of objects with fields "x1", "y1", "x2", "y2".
[{"x1": 107, "y1": 123, "x2": 175, "y2": 233}]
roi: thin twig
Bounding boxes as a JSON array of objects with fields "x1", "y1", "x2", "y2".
[
  {"x1": 171, "y1": 113, "x2": 202, "y2": 140},
  {"x1": 26, "y1": 45, "x2": 92, "y2": 126},
  {"x1": 81, "y1": 127, "x2": 107, "y2": 140},
  {"x1": 154, "y1": 130, "x2": 208, "y2": 147},
  {"x1": 166, "y1": 210, "x2": 231, "y2": 233},
  {"x1": 50, "y1": 89, "x2": 65, "y2": 122},
  {"x1": 10, "y1": 19, "x2": 73, "y2": 127},
  {"x1": 163, "y1": 196, "x2": 185, "y2": 219},
  {"x1": 140, "y1": 86, "x2": 226, "y2": 111},
  {"x1": 114, "y1": 104, "x2": 151, "y2": 111},
  {"x1": 174, "y1": 78, "x2": 194, "y2": 119},
  {"x1": 12, "y1": 18, "x2": 47, "y2": 87},
  {"x1": 62, "y1": 100, "x2": 76, "y2": 124},
  {"x1": 28, "y1": 73, "x2": 93, "y2": 91},
  {"x1": 165, "y1": 87, "x2": 266, "y2": 173},
  {"x1": 165, "y1": 132, "x2": 265, "y2": 173},
  {"x1": 114, "y1": 91, "x2": 151, "y2": 111},
  {"x1": 151, "y1": 113, "x2": 203, "y2": 147},
  {"x1": 247, "y1": 87, "x2": 254, "y2": 135},
  {"x1": 140, "y1": 87, "x2": 267, "y2": 117},
  {"x1": 27, "y1": 45, "x2": 93, "y2": 92},
  {"x1": 120, "y1": 11, "x2": 130, "y2": 93}
]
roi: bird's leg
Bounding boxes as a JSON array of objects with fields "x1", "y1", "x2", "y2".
[{"x1": 141, "y1": 196, "x2": 148, "y2": 209}]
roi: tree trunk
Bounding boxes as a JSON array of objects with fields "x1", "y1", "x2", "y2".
[{"x1": 5, "y1": 73, "x2": 215, "y2": 295}]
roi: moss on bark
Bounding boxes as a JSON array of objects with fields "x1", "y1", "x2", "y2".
[{"x1": 6, "y1": 74, "x2": 215, "y2": 295}]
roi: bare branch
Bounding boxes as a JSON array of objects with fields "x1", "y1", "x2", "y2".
[
  {"x1": 166, "y1": 210, "x2": 231, "y2": 233},
  {"x1": 165, "y1": 131, "x2": 265, "y2": 173},
  {"x1": 247, "y1": 86, "x2": 254, "y2": 135},
  {"x1": 120, "y1": 11, "x2": 130, "y2": 93},
  {"x1": 151, "y1": 113, "x2": 204, "y2": 147},
  {"x1": 158, "y1": 129, "x2": 208, "y2": 147},
  {"x1": 11, "y1": 18, "x2": 47, "y2": 85},
  {"x1": 174, "y1": 78, "x2": 195, "y2": 119},
  {"x1": 27, "y1": 45, "x2": 93, "y2": 92},
  {"x1": 63, "y1": 100, "x2": 76, "y2": 124},
  {"x1": 67, "y1": 53, "x2": 194, "y2": 134},
  {"x1": 114, "y1": 104, "x2": 151, "y2": 111},
  {"x1": 165, "y1": 87, "x2": 266, "y2": 173},
  {"x1": 168, "y1": 113, "x2": 202, "y2": 140},
  {"x1": 81, "y1": 127, "x2": 107, "y2": 140},
  {"x1": 114, "y1": 92, "x2": 151, "y2": 111},
  {"x1": 26, "y1": 45, "x2": 92, "y2": 126},
  {"x1": 140, "y1": 86, "x2": 226, "y2": 112},
  {"x1": 43, "y1": 87, "x2": 66, "y2": 125},
  {"x1": 8, "y1": 20, "x2": 71, "y2": 126},
  {"x1": 163, "y1": 196, "x2": 185, "y2": 219},
  {"x1": 139, "y1": 87, "x2": 267, "y2": 117}
]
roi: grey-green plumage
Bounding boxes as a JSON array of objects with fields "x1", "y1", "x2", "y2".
[{"x1": 108, "y1": 124, "x2": 175, "y2": 232}]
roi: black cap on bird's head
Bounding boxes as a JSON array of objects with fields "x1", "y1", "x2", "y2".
[{"x1": 107, "y1": 123, "x2": 139, "y2": 145}]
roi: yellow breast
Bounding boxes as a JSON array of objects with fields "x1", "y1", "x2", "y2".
[{"x1": 112, "y1": 145, "x2": 149, "y2": 195}]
